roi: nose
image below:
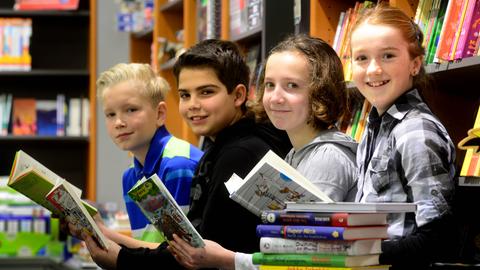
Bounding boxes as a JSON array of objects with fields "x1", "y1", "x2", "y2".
[
  {"x1": 366, "y1": 59, "x2": 382, "y2": 75},
  {"x1": 114, "y1": 116, "x2": 126, "y2": 128},
  {"x1": 187, "y1": 95, "x2": 201, "y2": 111},
  {"x1": 268, "y1": 85, "x2": 285, "y2": 104}
]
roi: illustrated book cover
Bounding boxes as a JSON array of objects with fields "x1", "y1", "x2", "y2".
[
  {"x1": 46, "y1": 179, "x2": 108, "y2": 249},
  {"x1": 225, "y1": 150, "x2": 333, "y2": 217},
  {"x1": 127, "y1": 173, "x2": 205, "y2": 248},
  {"x1": 7, "y1": 150, "x2": 97, "y2": 217}
]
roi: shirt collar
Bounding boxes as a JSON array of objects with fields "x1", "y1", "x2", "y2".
[
  {"x1": 368, "y1": 88, "x2": 422, "y2": 124},
  {"x1": 133, "y1": 126, "x2": 171, "y2": 178}
]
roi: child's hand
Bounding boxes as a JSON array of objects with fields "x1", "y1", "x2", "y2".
[
  {"x1": 83, "y1": 232, "x2": 119, "y2": 270},
  {"x1": 168, "y1": 234, "x2": 235, "y2": 270}
]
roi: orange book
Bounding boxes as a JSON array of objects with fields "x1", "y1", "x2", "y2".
[
  {"x1": 436, "y1": 0, "x2": 466, "y2": 61},
  {"x1": 12, "y1": 98, "x2": 36, "y2": 135}
]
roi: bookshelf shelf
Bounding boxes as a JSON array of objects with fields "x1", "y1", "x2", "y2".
[
  {"x1": 0, "y1": 0, "x2": 97, "y2": 200},
  {"x1": 0, "y1": 9, "x2": 89, "y2": 17},
  {"x1": 230, "y1": 26, "x2": 262, "y2": 43},
  {"x1": 160, "y1": 0, "x2": 183, "y2": 12},
  {"x1": 132, "y1": 28, "x2": 154, "y2": 39}
]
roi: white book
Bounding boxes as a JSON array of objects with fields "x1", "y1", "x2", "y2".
[
  {"x1": 286, "y1": 201, "x2": 417, "y2": 213},
  {"x1": 225, "y1": 150, "x2": 333, "y2": 217}
]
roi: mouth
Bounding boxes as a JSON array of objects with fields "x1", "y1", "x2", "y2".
[
  {"x1": 116, "y1": 132, "x2": 133, "y2": 139},
  {"x1": 189, "y1": 115, "x2": 207, "y2": 123},
  {"x1": 366, "y1": 80, "x2": 389, "y2": 87}
]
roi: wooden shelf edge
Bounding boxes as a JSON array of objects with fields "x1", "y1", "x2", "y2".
[
  {"x1": 160, "y1": 0, "x2": 183, "y2": 12},
  {"x1": 0, "y1": 8, "x2": 89, "y2": 17}
]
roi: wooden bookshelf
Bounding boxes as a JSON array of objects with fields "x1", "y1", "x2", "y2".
[{"x1": 0, "y1": 0, "x2": 97, "y2": 201}]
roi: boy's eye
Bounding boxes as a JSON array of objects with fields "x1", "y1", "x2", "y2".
[
  {"x1": 126, "y1": 108, "x2": 137, "y2": 113},
  {"x1": 105, "y1": 112, "x2": 115, "y2": 118},
  {"x1": 178, "y1": 91, "x2": 190, "y2": 99},
  {"x1": 200, "y1": 89, "x2": 213, "y2": 95}
]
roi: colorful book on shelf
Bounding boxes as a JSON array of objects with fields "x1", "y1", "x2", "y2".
[
  {"x1": 285, "y1": 201, "x2": 417, "y2": 213},
  {"x1": 435, "y1": 0, "x2": 465, "y2": 61},
  {"x1": 127, "y1": 173, "x2": 205, "y2": 248},
  {"x1": 12, "y1": 98, "x2": 36, "y2": 135},
  {"x1": 45, "y1": 179, "x2": 108, "y2": 250},
  {"x1": 252, "y1": 252, "x2": 380, "y2": 268},
  {"x1": 462, "y1": 0, "x2": 480, "y2": 58},
  {"x1": 256, "y1": 225, "x2": 388, "y2": 241},
  {"x1": 259, "y1": 237, "x2": 382, "y2": 256},
  {"x1": 7, "y1": 150, "x2": 98, "y2": 217},
  {"x1": 224, "y1": 150, "x2": 333, "y2": 217},
  {"x1": 14, "y1": 0, "x2": 80, "y2": 11},
  {"x1": 459, "y1": 104, "x2": 480, "y2": 176},
  {"x1": 258, "y1": 264, "x2": 390, "y2": 270},
  {"x1": 36, "y1": 100, "x2": 57, "y2": 136},
  {"x1": 260, "y1": 211, "x2": 387, "y2": 227}
]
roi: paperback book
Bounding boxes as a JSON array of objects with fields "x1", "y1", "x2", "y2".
[
  {"x1": 127, "y1": 173, "x2": 204, "y2": 248},
  {"x1": 7, "y1": 150, "x2": 97, "y2": 217},
  {"x1": 225, "y1": 150, "x2": 333, "y2": 217},
  {"x1": 252, "y1": 252, "x2": 380, "y2": 268}
]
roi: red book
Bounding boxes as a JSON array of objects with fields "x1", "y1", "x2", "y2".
[
  {"x1": 12, "y1": 98, "x2": 36, "y2": 135},
  {"x1": 14, "y1": 0, "x2": 80, "y2": 11}
]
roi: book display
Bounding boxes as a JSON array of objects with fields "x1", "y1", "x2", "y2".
[{"x1": 0, "y1": 0, "x2": 96, "y2": 201}]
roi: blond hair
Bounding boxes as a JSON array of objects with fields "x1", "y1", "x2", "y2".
[{"x1": 97, "y1": 63, "x2": 170, "y2": 107}]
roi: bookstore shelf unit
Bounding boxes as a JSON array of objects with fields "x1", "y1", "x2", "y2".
[
  {"x1": 0, "y1": 0, "x2": 97, "y2": 201},
  {"x1": 309, "y1": 0, "x2": 480, "y2": 170}
]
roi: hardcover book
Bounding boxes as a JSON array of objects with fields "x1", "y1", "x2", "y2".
[
  {"x1": 7, "y1": 150, "x2": 98, "y2": 217},
  {"x1": 260, "y1": 211, "x2": 387, "y2": 227},
  {"x1": 259, "y1": 266, "x2": 390, "y2": 270},
  {"x1": 224, "y1": 150, "x2": 333, "y2": 217},
  {"x1": 127, "y1": 173, "x2": 205, "y2": 248},
  {"x1": 252, "y1": 252, "x2": 380, "y2": 268},
  {"x1": 46, "y1": 179, "x2": 108, "y2": 249},
  {"x1": 285, "y1": 201, "x2": 416, "y2": 213},
  {"x1": 256, "y1": 225, "x2": 388, "y2": 241},
  {"x1": 259, "y1": 237, "x2": 382, "y2": 256}
]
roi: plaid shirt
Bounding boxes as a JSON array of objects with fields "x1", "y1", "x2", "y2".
[{"x1": 356, "y1": 89, "x2": 455, "y2": 238}]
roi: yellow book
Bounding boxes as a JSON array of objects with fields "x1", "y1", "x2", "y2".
[{"x1": 459, "y1": 105, "x2": 480, "y2": 176}]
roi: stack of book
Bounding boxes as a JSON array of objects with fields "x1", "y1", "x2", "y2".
[{"x1": 252, "y1": 202, "x2": 416, "y2": 270}]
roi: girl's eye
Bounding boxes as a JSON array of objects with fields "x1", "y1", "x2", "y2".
[
  {"x1": 286, "y1": 82, "x2": 297, "y2": 89},
  {"x1": 354, "y1": 55, "x2": 367, "y2": 62},
  {"x1": 383, "y1": 53, "x2": 395, "y2": 60},
  {"x1": 264, "y1": 82, "x2": 274, "y2": 89}
]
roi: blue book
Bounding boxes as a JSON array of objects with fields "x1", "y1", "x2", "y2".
[{"x1": 256, "y1": 224, "x2": 388, "y2": 240}]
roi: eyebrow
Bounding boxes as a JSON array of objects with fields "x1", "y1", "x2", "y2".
[{"x1": 178, "y1": 84, "x2": 220, "y2": 92}]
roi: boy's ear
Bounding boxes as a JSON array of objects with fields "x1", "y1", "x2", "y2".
[
  {"x1": 232, "y1": 84, "x2": 247, "y2": 107},
  {"x1": 155, "y1": 101, "x2": 167, "y2": 127}
]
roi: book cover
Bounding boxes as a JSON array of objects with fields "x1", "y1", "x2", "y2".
[
  {"x1": 259, "y1": 265, "x2": 390, "y2": 270},
  {"x1": 127, "y1": 174, "x2": 204, "y2": 248},
  {"x1": 12, "y1": 98, "x2": 36, "y2": 135},
  {"x1": 36, "y1": 100, "x2": 57, "y2": 136},
  {"x1": 14, "y1": 0, "x2": 80, "y2": 10},
  {"x1": 259, "y1": 237, "x2": 382, "y2": 256},
  {"x1": 285, "y1": 201, "x2": 417, "y2": 213},
  {"x1": 224, "y1": 150, "x2": 333, "y2": 217},
  {"x1": 256, "y1": 225, "x2": 388, "y2": 241},
  {"x1": 252, "y1": 252, "x2": 380, "y2": 268},
  {"x1": 7, "y1": 150, "x2": 97, "y2": 216},
  {"x1": 260, "y1": 211, "x2": 387, "y2": 227},
  {"x1": 46, "y1": 179, "x2": 108, "y2": 250}
]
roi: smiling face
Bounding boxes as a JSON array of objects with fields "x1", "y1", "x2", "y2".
[
  {"x1": 102, "y1": 80, "x2": 165, "y2": 162},
  {"x1": 263, "y1": 51, "x2": 317, "y2": 142},
  {"x1": 177, "y1": 67, "x2": 245, "y2": 140},
  {"x1": 351, "y1": 23, "x2": 422, "y2": 115}
]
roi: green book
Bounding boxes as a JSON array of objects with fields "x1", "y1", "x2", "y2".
[
  {"x1": 7, "y1": 150, "x2": 97, "y2": 217},
  {"x1": 128, "y1": 173, "x2": 205, "y2": 248},
  {"x1": 252, "y1": 252, "x2": 380, "y2": 268}
]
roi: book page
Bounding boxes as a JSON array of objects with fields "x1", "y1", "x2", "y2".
[
  {"x1": 46, "y1": 180, "x2": 108, "y2": 249},
  {"x1": 128, "y1": 174, "x2": 204, "y2": 248}
]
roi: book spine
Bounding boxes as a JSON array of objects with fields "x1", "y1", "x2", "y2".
[
  {"x1": 261, "y1": 211, "x2": 335, "y2": 226},
  {"x1": 252, "y1": 252, "x2": 348, "y2": 267},
  {"x1": 260, "y1": 237, "x2": 352, "y2": 255},
  {"x1": 256, "y1": 225, "x2": 347, "y2": 240},
  {"x1": 461, "y1": 0, "x2": 480, "y2": 58}
]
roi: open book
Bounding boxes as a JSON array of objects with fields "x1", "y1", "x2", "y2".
[
  {"x1": 7, "y1": 150, "x2": 97, "y2": 216},
  {"x1": 46, "y1": 179, "x2": 108, "y2": 249},
  {"x1": 224, "y1": 150, "x2": 333, "y2": 217},
  {"x1": 7, "y1": 150, "x2": 107, "y2": 249},
  {"x1": 127, "y1": 173, "x2": 205, "y2": 248}
]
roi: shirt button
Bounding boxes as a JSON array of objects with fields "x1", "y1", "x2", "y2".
[{"x1": 431, "y1": 189, "x2": 438, "y2": 196}]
